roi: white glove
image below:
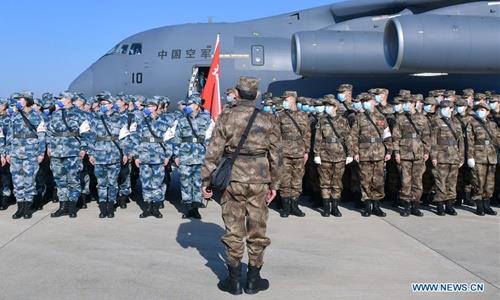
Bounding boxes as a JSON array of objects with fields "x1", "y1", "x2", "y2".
[
  {"x1": 346, "y1": 157, "x2": 353, "y2": 165},
  {"x1": 467, "y1": 158, "x2": 475, "y2": 168},
  {"x1": 314, "y1": 156, "x2": 322, "y2": 165}
]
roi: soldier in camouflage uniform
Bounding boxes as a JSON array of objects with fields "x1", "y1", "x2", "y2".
[
  {"x1": 47, "y1": 92, "x2": 91, "y2": 218},
  {"x1": 336, "y1": 84, "x2": 355, "y2": 120},
  {"x1": 201, "y1": 76, "x2": 282, "y2": 295},
  {"x1": 133, "y1": 96, "x2": 173, "y2": 218},
  {"x1": 302, "y1": 98, "x2": 321, "y2": 208},
  {"x1": 392, "y1": 95, "x2": 431, "y2": 217},
  {"x1": 172, "y1": 94, "x2": 213, "y2": 219},
  {"x1": 489, "y1": 95, "x2": 500, "y2": 206},
  {"x1": 0, "y1": 97, "x2": 13, "y2": 210},
  {"x1": 275, "y1": 91, "x2": 310, "y2": 217},
  {"x1": 313, "y1": 97, "x2": 353, "y2": 217},
  {"x1": 351, "y1": 93, "x2": 393, "y2": 217},
  {"x1": 454, "y1": 97, "x2": 474, "y2": 206},
  {"x1": 467, "y1": 103, "x2": 499, "y2": 215},
  {"x1": 421, "y1": 96, "x2": 439, "y2": 206},
  {"x1": 88, "y1": 92, "x2": 131, "y2": 218},
  {"x1": 5, "y1": 91, "x2": 46, "y2": 219},
  {"x1": 430, "y1": 100, "x2": 465, "y2": 216}
]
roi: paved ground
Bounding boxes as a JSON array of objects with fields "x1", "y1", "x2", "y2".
[{"x1": 0, "y1": 196, "x2": 498, "y2": 300}]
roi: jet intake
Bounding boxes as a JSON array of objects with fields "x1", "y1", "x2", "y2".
[
  {"x1": 291, "y1": 30, "x2": 392, "y2": 76},
  {"x1": 384, "y1": 15, "x2": 500, "y2": 73}
]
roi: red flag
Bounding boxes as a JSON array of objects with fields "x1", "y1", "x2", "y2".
[{"x1": 201, "y1": 34, "x2": 222, "y2": 121}]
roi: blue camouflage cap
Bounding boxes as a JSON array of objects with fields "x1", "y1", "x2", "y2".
[
  {"x1": 97, "y1": 91, "x2": 113, "y2": 102},
  {"x1": 186, "y1": 93, "x2": 202, "y2": 105},
  {"x1": 0, "y1": 97, "x2": 9, "y2": 106},
  {"x1": 144, "y1": 96, "x2": 160, "y2": 106},
  {"x1": 56, "y1": 91, "x2": 74, "y2": 100},
  {"x1": 115, "y1": 92, "x2": 130, "y2": 103},
  {"x1": 14, "y1": 91, "x2": 34, "y2": 100}
]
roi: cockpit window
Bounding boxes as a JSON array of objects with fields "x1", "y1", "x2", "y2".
[
  {"x1": 120, "y1": 44, "x2": 129, "y2": 54},
  {"x1": 129, "y1": 43, "x2": 142, "y2": 55},
  {"x1": 104, "y1": 44, "x2": 119, "y2": 56}
]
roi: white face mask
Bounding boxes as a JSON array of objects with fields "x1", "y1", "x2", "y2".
[
  {"x1": 456, "y1": 106, "x2": 466, "y2": 115},
  {"x1": 440, "y1": 107, "x2": 451, "y2": 118},
  {"x1": 325, "y1": 106, "x2": 335, "y2": 115}
]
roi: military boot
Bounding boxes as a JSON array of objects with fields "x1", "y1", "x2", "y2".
[
  {"x1": 331, "y1": 198, "x2": 342, "y2": 217},
  {"x1": 98, "y1": 202, "x2": 107, "y2": 218},
  {"x1": 244, "y1": 265, "x2": 269, "y2": 295},
  {"x1": 455, "y1": 192, "x2": 463, "y2": 207},
  {"x1": 475, "y1": 199, "x2": 485, "y2": 216},
  {"x1": 159, "y1": 201, "x2": 165, "y2": 209},
  {"x1": 436, "y1": 202, "x2": 445, "y2": 216},
  {"x1": 50, "y1": 201, "x2": 68, "y2": 218},
  {"x1": 321, "y1": 199, "x2": 331, "y2": 217},
  {"x1": 421, "y1": 193, "x2": 431, "y2": 206},
  {"x1": 411, "y1": 202, "x2": 423, "y2": 217},
  {"x1": 372, "y1": 200, "x2": 386, "y2": 217},
  {"x1": 151, "y1": 202, "x2": 163, "y2": 219},
  {"x1": 361, "y1": 200, "x2": 372, "y2": 217},
  {"x1": 464, "y1": 191, "x2": 474, "y2": 206},
  {"x1": 23, "y1": 202, "x2": 33, "y2": 219},
  {"x1": 217, "y1": 264, "x2": 242, "y2": 295},
  {"x1": 12, "y1": 202, "x2": 25, "y2": 219},
  {"x1": 400, "y1": 201, "x2": 410, "y2": 217},
  {"x1": 140, "y1": 202, "x2": 152, "y2": 218},
  {"x1": 279, "y1": 198, "x2": 290, "y2": 218},
  {"x1": 79, "y1": 194, "x2": 88, "y2": 209},
  {"x1": 118, "y1": 195, "x2": 127, "y2": 209},
  {"x1": 0, "y1": 195, "x2": 8, "y2": 210},
  {"x1": 445, "y1": 200, "x2": 457, "y2": 216},
  {"x1": 290, "y1": 198, "x2": 305, "y2": 217},
  {"x1": 107, "y1": 202, "x2": 115, "y2": 218},
  {"x1": 68, "y1": 201, "x2": 77, "y2": 218},
  {"x1": 190, "y1": 207, "x2": 201, "y2": 219},
  {"x1": 483, "y1": 199, "x2": 497, "y2": 215}
]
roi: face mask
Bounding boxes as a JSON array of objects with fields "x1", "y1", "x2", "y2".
[
  {"x1": 112, "y1": 103, "x2": 120, "y2": 111},
  {"x1": 362, "y1": 101, "x2": 372, "y2": 111},
  {"x1": 475, "y1": 110, "x2": 487, "y2": 119},
  {"x1": 16, "y1": 101, "x2": 24, "y2": 110},
  {"x1": 424, "y1": 105, "x2": 433, "y2": 113},
  {"x1": 297, "y1": 103, "x2": 303, "y2": 110},
  {"x1": 56, "y1": 100, "x2": 65, "y2": 109},
  {"x1": 337, "y1": 93, "x2": 346, "y2": 102},
  {"x1": 43, "y1": 109, "x2": 51, "y2": 116},
  {"x1": 393, "y1": 104, "x2": 402, "y2": 113},
  {"x1": 263, "y1": 106, "x2": 271, "y2": 113},
  {"x1": 100, "y1": 105, "x2": 109, "y2": 114},
  {"x1": 375, "y1": 95, "x2": 383, "y2": 104},
  {"x1": 403, "y1": 103, "x2": 411, "y2": 113},
  {"x1": 416, "y1": 102, "x2": 423, "y2": 111},
  {"x1": 325, "y1": 106, "x2": 334, "y2": 115},
  {"x1": 489, "y1": 102, "x2": 497, "y2": 110},
  {"x1": 226, "y1": 96, "x2": 234, "y2": 103},
  {"x1": 302, "y1": 105, "x2": 310, "y2": 113},
  {"x1": 283, "y1": 100, "x2": 290, "y2": 110},
  {"x1": 353, "y1": 102, "x2": 363, "y2": 111},
  {"x1": 143, "y1": 107, "x2": 152, "y2": 117},
  {"x1": 272, "y1": 106, "x2": 277, "y2": 114},
  {"x1": 456, "y1": 106, "x2": 466, "y2": 115},
  {"x1": 440, "y1": 108, "x2": 450, "y2": 118},
  {"x1": 316, "y1": 106, "x2": 325, "y2": 114},
  {"x1": 183, "y1": 106, "x2": 194, "y2": 116}
]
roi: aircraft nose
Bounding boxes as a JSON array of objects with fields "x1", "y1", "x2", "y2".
[{"x1": 69, "y1": 68, "x2": 94, "y2": 95}]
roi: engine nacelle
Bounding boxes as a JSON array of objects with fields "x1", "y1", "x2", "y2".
[
  {"x1": 384, "y1": 15, "x2": 500, "y2": 73},
  {"x1": 292, "y1": 30, "x2": 393, "y2": 76}
]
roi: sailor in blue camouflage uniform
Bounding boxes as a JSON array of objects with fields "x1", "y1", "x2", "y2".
[
  {"x1": 88, "y1": 92, "x2": 131, "y2": 218},
  {"x1": 5, "y1": 91, "x2": 46, "y2": 219},
  {"x1": 47, "y1": 92, "x2": 91, "y2": 218},
  {"x1": 0, "y1": 97, "x2": 13, "y2": 210},
  {"x1": 158, "y1": 96, "x2": 175, "y2": 205},
  {"x1": 133, "y1": 96, "x2": 173, "y2": 218},
  {"x1": 77, "y1": 94, "x2": 97, "y2": 206},
  {"x1": 172, "y1": 94, "x2": 213, "y2": 219}
]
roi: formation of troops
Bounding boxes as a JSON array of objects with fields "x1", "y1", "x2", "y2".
[{"x1": 0, "y1": 84, "x2": 499, "y2": 221}]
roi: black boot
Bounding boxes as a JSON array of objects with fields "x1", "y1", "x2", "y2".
[
  {"x1": 290, "y1": 198, "x2": 305, "y2": 217},
  {"x1": 52, "y1": 188, "x2": 58, "y2": 203},
  {"x1": 361, "y1": 200, "x2": 371, "y2": 217},
  {"x1": 445, "y1": 200, "x2": 457, "y2": 216},
  {"x1": 411, "y1": 202, "x2": 423, "y2": 217},
  {"x1": 140, "y1": 202, "x2": 152, "y2": 218},
  {"x1": 118, "y1": 195, "x2": 127, "y2": 209},
  {"x1": 372, "y1": 200, "x2": 386, "y2": 217},
  {"x1": 151, "y1": 202, "x2": 163, "y2": 219},
  {"x1": 23, "y1": 202, "x2": 33, "y2": 219},
  {"x1": 321, "y1": 199, "x2": 331, "y2": 217},
  {"x1": 279, "y1": 198, "x2": 290, "y2": 218},
  {"x1": 182, "y1": 203, "x2": 193, "y2": 219},
  {"x1": 436, "y1": 202, "x2": 445, "y2": 216},
  {"x1": 400, "y1": 201, "x2": 410, "y2": 217},
  {"x1": 12, "y1": 202, "x2": 25, "y2": 219},
  {"x1": 483, "y1": 199, "x2": 497, "y2": 215},
  {"x1": 0, "y1": 195, "x2": 8, "y2": 210},
  {"x1": 80, "y1": 194, "x2": 88, "y2": 209},
  {"x1": 190, "y1": 207, "x2": 201, "y2": 219},
  {"x1": 455, "y1": 192, "x2": 463, "y2": 207},
  {"x1": 331, "y1": 198, "x2": 342, "y2": 217},
  {"x1": 50, "y1": 201, "x2": 68, "y2": 218},
  {"x1": 217, "y1": 264, "x2": 242, "y2": 295},
  {"x1": 159, "y1": 201, "x2": 164, "y2": 209},
  {"x1": 391, "y1": 193, "x2": 400, "y2": 208},
  {"x1": 464, "y1": 191, "x2": 474, "y2": 206},
  {"x1": 107, "y1": 202, "x2": 115, "y2": 218},
  {"x1": 475, "y1": 200, "x2": 485, "y2": 216},
  {"x1": 68, "y1": 201, "x2": 77, "y2": 218},
  {"x1": 98, "y1": 202, "x2": 107, "y2": 218},
  {"x1": 244, "y1": 265, "x2": 269, "y2": 295},
  {"x1": 422, "y1": 193, "x2": 430, "y2": 206}
]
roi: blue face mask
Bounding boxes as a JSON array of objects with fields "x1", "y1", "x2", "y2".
[
  {"x1": 143, "y1": 107, "x2": 152, "y2": 117},
  {"x1": 353, "y1": 102, "x2": 363, "y2": 111},
  {"x1": 489, "y1": 102, "x2": 497, "y2": 110},
  {"x1": 337, "y1": 93, "x2": 346, "y2": 102},
  {"x1": 263, "y1": 106, "x2": 271, "y2": 113},
  {"x1": 112, "y1": 103, "x2": 120, "y2": 111},
  {"x1": 375, "y1": 95, "x2": 383, "y2": 104},
  {"x1": 100, "y1": 105, "x2": 109, "y2": 114},
  {"x1": 403, "y1": 103, "x2": 411, "y2": 113},
  {"x1": 475, "y1": 110, "x2": 487, "y2": 119},
  {"x1": 456, "y1": 106, "x2": 466, "y2": 115},
  {"x1": 297, "y1": 103, "x2": 303, "y2": 110},
  {"x1": 302, "y1": 105, "x2": 310, "y2": 113},
  {"x1": 283, "y1": 100, "x2": 291, "y2": 110},
  {"x1": 57, "y1": 100, "x2": 65, "y2": 109},
  {"x1": 226, "y1": 96, "x2": 234, "y2": 103},
  {"x1": 325, "y1": 106, "x2": 334, "y2": 115},
  {"x1": 16, "y1": 101, "x2": 24, "y2": 110},
  {"x1": 362, "y1": 101, "x2": 372, "y2": 111},
  {"x1": 316, "y1": 106, "x2": 325, "y2": 114},
  {"x1": 272, "y1": 105, "x2": 277, "y2": 113},
  {"x1": 43, "y1": 109, "x2": 51, "y2": 116},
  {"x1": 393, "y1": 104, "x2": 402, "y2": 113},
  {"x1": 183, "y1": 106, "x2": 194, "y2": 116},
  {"x1": 424, "y1": 105, "x2": 433, "y2": 113},
  {"x1": 440, "y1": 108, "x2": 450, "y2": 118}
]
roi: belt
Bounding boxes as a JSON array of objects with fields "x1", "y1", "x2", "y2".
[
  {"x1": 182, "y1": 137, "x2": 205, "y2": 143},
  {"x1": 54, "y1": 132, "x2": 78, "y2": 138},
  {"x1": 438, "y1": 139, "x2": 457, "y2": 146},
  {"x1": 402, "y1": 133, "x2": 419, "y2": 139},
  {"x1": 224, "y1": 152, "x2": 267, "y2": 158},
  {"x1": 142, "y1": 137, "x2": 163, "y2": 143},
  {"x1": 475, "y1": 140, "x2": 491, "y2": 146},
  {"x1": 359, "y1": 137, "x2": 383, "y2": 143},
  {"x1": 282, "y1": 135, "x2": 301, "y2": 141},
  {"x1": 13, "y1": 133, "x2": 37, "y2": 139},
  {"x1": 322, "y1": 138, "x2": 341, "y2": 144},
  {"x1": 96, "y1": 136, "x2": 118, "y2": 142}
]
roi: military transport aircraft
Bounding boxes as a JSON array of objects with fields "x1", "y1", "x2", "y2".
[{"x1": 69, "y1": 0, "x2": 500, "y2": 103}]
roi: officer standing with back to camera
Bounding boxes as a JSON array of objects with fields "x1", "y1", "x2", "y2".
[{"x1": 201, "y1": 76, "x2": 282, "y2": 295}]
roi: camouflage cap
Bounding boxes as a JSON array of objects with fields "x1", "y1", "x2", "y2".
[
  {"x1": 14, "y1": 91, "x2": 34, "y2": 100},
  {"x1": 73, "y1": 93, "x2": 87, "y2": 103},
  {"x1": 144, "y1": 97, "x2": 160, "y2": 106},
  {"x1": 424, "y1": 97, "x2": 436, "y2": 105},
  {"x1": 323, "y1": 94, "x2": 336, "y2": 101},
  {"x1": 55, "y1": 91, "x2": 73, "y2": 100},
  {"x1": 311, "y1": 99, "x2": 325, "y2": 106},
  {"x1": 439, "y1": 100, "x2": 454, "y2": 108},
  {"x1": 297, "y1": 96, "x2": 307, "y2": 103},
  {"x1": 322, "y1": 97, "x2": 338, "y2": 107},
  {"x1": 0, "y1": 97, "x2": 9, "y2": 106},
  {"x1": 283, "y1": 91, "x2": 298, "y2": 99},
  {"x1": 357, "y1": 92, "x2": 373, "y2": 102},
  {"x1": 115, "y1": 92, "x2": 129, "y2": 103},
  {"x1": 455, "y1": 98, "x2": 467, "y2": 107},
  {"x1": 225, "y1": 87, "x2": 238, "y2": 95},
  {"x1": 485, "y1": 91, "x2": 495, "y2": 97},
  {"x1": 400, "y1": 95, "x2": 414, "y2": 102},
  {"x1": 392, "y1": 96, "x2": 402, "y2": 105},
  {"x1": 186, "y1": 93, "x2": 202, "y2": 106},
  {"x1": 236, "y1": 76, "x2": 260, "y2": 95},
  {"x1": 33, "y1": 98, "x2": 44, "y2": 106},
  {"x1": 97, "y1": 91, "x2": 113, "y2": 102},
  {"x1": 412, "y1": 94, "x2": 424, "y2": 102},
  {"x1": 337, "y1": 84, "x2": 353, "y2": 92},
  {"x1": 87, "y1": 96, "x2": 97, "y2": 106},
  {"x1": 42, "y1": 92, "x2": 53, "y2": 102},
  {"x1": 399, "y1": 89, "x2": 411, "y2": 97},
  {"x1": 369, "y1": 88, "x2": 388, "y2": 95},
  {"x1": 462, "y1": 89, "x2": 474, "y2": 96},
  {"x1": 488, "y1": 95, "x2": 499, "y2": 103},
  {"x1": 264, "y1": 98, "x2": 275, "y2": 106},
  {"x1": 429, "y1": 89, "x2": 445, "y2": 97},
  {"x1": 475, "y1": 93, "x2": 487, "y2": 101},
  {"x1": 474, "y1": 102, "x2": 490, "y2": 111},
  {"x1": 444, "y1": 90, "x2": 456, "y2": 97}
]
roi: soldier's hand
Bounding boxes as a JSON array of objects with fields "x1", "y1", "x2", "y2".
[
  {"x1": 395, "y1": 153, "x2": 401, "y2": 164},
  {"x1": 47, "y1": 148, "x2": 51, "y2": 157},
  {"x1": 432, "y1": 159, "x2": 437, "y2": 167},
  {"x1": 135, "y1": 159, "x2": 141, "y2": 168},
  {"x1": 174, "y1": 157, "x2": 180, "y2": 167},
  {"x1": 303, "y1": 153, "x2": 309, "y2": 165},
  {"x1": 266, "y1": 189, "x2": 277, "y2": 205},
  {"x1": 354, "y1": 155, "x2": 359, "y2": 162},
  {"x1": 89, "y1": 156, "x2": 96, "y2": 166},
  {"x1": 79, "y1": 150, "x2": 86, "y2": 160},
  {"x1": 202, "y1": 186, "x2": 213, "y2": 199},
  {"x1": 384, "y1": 154, "x2": 391, "y2": 162},
  {"x1": 37, "y1": 155, "x2": 44, "y2": 164},
  {"x1": 314, "y1": 156, "x2": 321, "y2": 165},
  {"x1": 0, "y1": 156, "x2": 5, "y2": 167},
  {"x1": 5, "y1": 155, "x2": 11, "y2": 165},
  {"x1": 123, "y1": 155, "x2": 128, "y2": 165}
]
